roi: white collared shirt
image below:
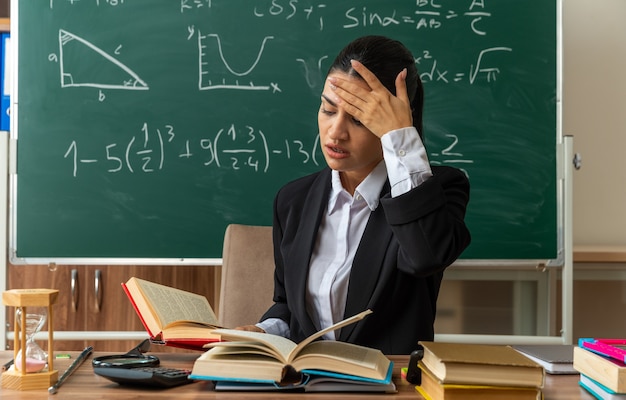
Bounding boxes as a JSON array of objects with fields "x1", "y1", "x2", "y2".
[{"x1": 258, "y1": 127, "x2": 432, "y2": 338}]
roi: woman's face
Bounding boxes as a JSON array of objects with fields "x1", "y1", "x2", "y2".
[{"x1": 318, "y1": 71, "x2": 383, "y2": 187}]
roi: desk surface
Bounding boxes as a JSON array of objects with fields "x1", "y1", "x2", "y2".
[{"x1": 0, "y1": 351, "x2": 594, "y2": 399}]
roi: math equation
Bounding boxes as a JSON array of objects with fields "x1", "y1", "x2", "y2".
[
  {"x1": 46, "y1": 0, "x2": 509, "y2": 179},
  {"x1": 63, "y1": 123, "x2": 322, "y2": 177},
  {"x1": 62, "y1": 123, "x2": 472, "y2": 177}
]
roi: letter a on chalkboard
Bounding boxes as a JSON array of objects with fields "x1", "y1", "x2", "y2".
[{"x1": 58, "y1": 29, "x2": 149, "y2": 91}]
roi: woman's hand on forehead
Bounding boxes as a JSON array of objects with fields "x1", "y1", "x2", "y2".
[{"x1": 327, "y1": 60, "x2": 413, "y2": 137}]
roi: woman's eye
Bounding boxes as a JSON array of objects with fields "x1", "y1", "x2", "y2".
[
  {"x1": 352, "y1": 117, "x2": 363, "y2": 126},
  {"x1": 321, "y1": 108, "x2": 335, "y2": 115}
]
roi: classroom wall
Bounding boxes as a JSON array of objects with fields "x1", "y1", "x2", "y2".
[{"x1": 564, "y1": 0, "x2": 626, "y2": 246}]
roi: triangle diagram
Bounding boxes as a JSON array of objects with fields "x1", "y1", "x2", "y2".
[{"x1": 58, "y1": 29, "x2": 149, "y2": 90}]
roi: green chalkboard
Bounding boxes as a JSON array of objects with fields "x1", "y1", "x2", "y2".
[{"x1": 11, "y1": 1, "x2": 559, "y2": 261}]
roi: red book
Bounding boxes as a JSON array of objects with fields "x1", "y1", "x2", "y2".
[
  {"x1": 122, "y1": 277, "x2": 223, "y2": 351},
  {"x1": 579, "y1": 338, "x2": 626, "y2": 363}
]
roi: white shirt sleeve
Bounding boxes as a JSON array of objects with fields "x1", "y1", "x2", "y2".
[
  {"x1": 381, "y1": 127, "x2": 433, "y2": 197},
  {"x1": 255, "y1": 318, "x2": 290, "y2": 338}
]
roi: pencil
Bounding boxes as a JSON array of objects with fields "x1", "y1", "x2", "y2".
[{"x1": 2, "y1": 358, "x2": 13, "y2": 372}]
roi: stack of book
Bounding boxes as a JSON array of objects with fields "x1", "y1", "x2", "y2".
[
  {"x1": 415, "y1": 341, "x2": 545, "y2": 400},
  {"x1": 574, "y1": 338, "x2": 626, "y2": 399}
]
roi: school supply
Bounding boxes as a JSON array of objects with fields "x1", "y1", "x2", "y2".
[
  {"x1": 573, "y1": 345, "x2": 626, "y2": 393},
  {"x1": 579, "y1": 338, "x2": 626, "y2": 363},
  {"x1": 579, "y1": 374, "x2": 626, "y2": 400},
  {"x1": 415, "y1": 364, "x2": 542, "y2": 400},
  {"x1": 213, "y1": 370, "x2": 396, "y2": 393},
  {"x1": 418, "y1": 341, "x2": 544, "y2": 387},
  {"x1": 513, "y1": 344, "x2": 577, "y2": 374},
  {"x1": 190, "y1": 310, "x2": 393, "y2": 391},
  {"x1": 122, "y1": 277, "x2": 222, "y2": 351}
]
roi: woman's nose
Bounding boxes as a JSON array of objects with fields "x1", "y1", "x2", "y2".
[{"x1": 327, "y1": 114, "x2": 350, "y2": 141}]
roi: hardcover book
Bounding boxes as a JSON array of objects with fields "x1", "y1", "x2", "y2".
[
  {"x1": 579, "y1": 374, "x2": 626, "y2": 400},
  {"x1": 190, "y1": 309, "x2": 393, "y2": 389},
  {"x1": 122, "y1": 277, "x2": 222, "y2": 351},
  {"x1": 418, "y1": 341, "x2": 544, "y2": 388},
  {"x1": 415, "y1": 364, "x2": 542, "y2": 400},
  {"x1": 580, "y1": 338, "x2": 626, "y2": 363},
  {"x1": 213, "y1": 367, "x2": 396, "y2": 393}
]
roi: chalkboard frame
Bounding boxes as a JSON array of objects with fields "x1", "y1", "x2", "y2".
[{"x1": 8, "y1": 0, "x2": 564, "y2": 266}]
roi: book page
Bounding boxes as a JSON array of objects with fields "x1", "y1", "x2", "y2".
[
  {"x1": 290, "y1": 309, "x2": 372, "y2": 362},
  {"x1": 204, "y1": 342, "x2": 285, "y2": 359},
  {"x1": 134, "y1": 278, "x2": 219, "y2": 328},
  {"x1": 291, "y1": 341, "x2": 390, "y2": 381},
  {"x1": 210, "y1": 329, "x2": 296, "y2": 364},
  {"x1": 210, "y1": 309, "x2": 373, "y2": 365}
]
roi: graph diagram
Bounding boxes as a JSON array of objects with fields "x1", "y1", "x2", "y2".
[{"x1": 197, "y1": 32, "x2": 276, "y2": 92}]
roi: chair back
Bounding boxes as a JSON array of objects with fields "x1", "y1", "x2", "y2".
[{"x1": 218, "y1": 224, "x2": 275, "y2": 328}]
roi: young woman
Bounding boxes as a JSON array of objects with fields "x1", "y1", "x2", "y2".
[{"x1": 238, "y1": 35, "x2": 471, "y2": 355}]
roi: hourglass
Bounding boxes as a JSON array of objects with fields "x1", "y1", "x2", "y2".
[
  {"x1": 15, "y1": 306, "x2": 48, "y2": 373},
  {"x1": 2, "y1": 289, "x2": 59, "y2": 391}
]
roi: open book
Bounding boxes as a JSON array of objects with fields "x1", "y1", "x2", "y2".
[
  {"x1": 189, "y1": 309, "x2": 394, "y2": 390},
  {"x1": 122, "y1": 277, "x2": 222, "y2": 350}
]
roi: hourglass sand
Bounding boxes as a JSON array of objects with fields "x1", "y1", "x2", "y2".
[
  {"x1": 1, "y1": 289, "x2": 59, "y2": 390},
  {"x1": 15, "y1": 307, "x2": 48, "y2": 373}
]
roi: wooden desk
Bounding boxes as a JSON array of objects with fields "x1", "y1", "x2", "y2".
[{"x1": 0, "y1": 351, "x2": 595, "y2": 399}]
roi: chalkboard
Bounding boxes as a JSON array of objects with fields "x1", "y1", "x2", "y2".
[{"x1": 11, "y1": 0, "x2": 559, "y2": 262}]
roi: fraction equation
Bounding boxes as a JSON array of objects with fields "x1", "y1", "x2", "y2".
[{"x1": 63, "y1": 123, "x2": 321, "y2": 177}]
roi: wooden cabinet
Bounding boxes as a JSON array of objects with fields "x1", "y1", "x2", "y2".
[{"x1": 6, "y1": 263, "x2": 220, "y2": 352}]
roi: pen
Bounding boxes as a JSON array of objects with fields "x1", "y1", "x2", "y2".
[
  {"x1": 2, "y1": 358, "x2": 13, "y2": 372},
  {"x1": 48, "y1": 346, "x2": 93, "y2": 395}
]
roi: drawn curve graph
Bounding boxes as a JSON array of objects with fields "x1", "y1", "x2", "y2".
[
  {"x1": 58, "y1": 29, "x2": 149, "y2": 90},
  {"x1": 197, "y1": 32, "x2": 274, "y2": 91}
]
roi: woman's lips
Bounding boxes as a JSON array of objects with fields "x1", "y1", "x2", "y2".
[{"x1": 325, "y1": 144, "x2": 349, "y2": 159}]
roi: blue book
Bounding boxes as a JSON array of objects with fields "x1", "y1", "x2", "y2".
[
  {"x1": 580, "y1": 374, "x2": 626, "y2": 400},
  {"x1": 205, "y1": 363, "x2": 395, "y2": 393}
]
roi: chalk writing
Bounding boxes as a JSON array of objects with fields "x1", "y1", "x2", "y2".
[
  {"x1": 53, "y1": 29, "x2": 148, "y2": 90},
  {"x1": 62, "y1": 123, "x2": 323, "y2": 177},
  {"x1": 418, "y1": 47, "x2": 513, "y2": 84},
  {"x1": 50, "y1": 1, "x2": 510, "y2": 94},
  {"x1": 249, "y1": 3, "x2": 493, "y2": 35},
  {"x1": 180, "y1": 0, "x2": 211, "y2": 13},
  {"x1": 175, "y1": 1, "x2": 493, "y2": 35},
  {"x1": 47, "y1": 0, "x2": 496, "y2": 179},
  {"x1": 429, "y1": 134, "x2": 473, "y2": 176},
  {"x1": 62, "y1": 123, "x2": 474, "y2": 177},
  {"x1": 195, "y1": 32, "x2": 278, "y2": 92},
  {"x1": 51, "y1": 0, "x2": 127, "y2": 9},
  {"x1": 253, "y1": 3, "x2": 327, "y2": 31}
]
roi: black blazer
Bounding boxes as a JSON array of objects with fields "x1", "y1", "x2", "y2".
[{"x1": 261, "y1": 165, "x2": 471, "y2": 355}]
